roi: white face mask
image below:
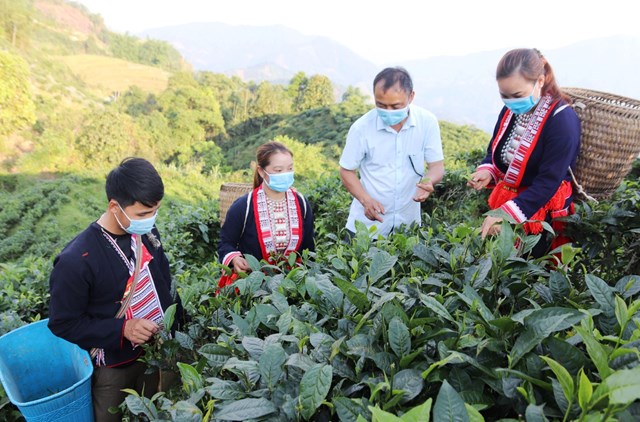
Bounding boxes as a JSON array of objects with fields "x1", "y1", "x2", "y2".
[
  {"x1": 115, "y1": 204, "x2": 157, "y2": 235},
  {"x1": 377, "y1": 105, "x2": 409, "y2": 126},
  {"x1": 264, "y1": 171, "x2": 295, "y2": 192},
  {"x1": 502, "y1": 81, "x2": 540, "y2": 114}
]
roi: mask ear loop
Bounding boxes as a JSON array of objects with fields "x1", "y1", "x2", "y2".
[
  {"x1": 114, "y1": 205, "x2": 129, "y2": 232},
  {"x1": 259, "y1": 168, "x2": 270, "y2": 186}
]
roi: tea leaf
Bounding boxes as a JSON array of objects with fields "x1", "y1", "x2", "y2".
[
  {"x1": 578, "y1": 370, "x2": 593, "y2": 411},
  {"x1": 171, "y1": 401, "x2": 203, "y2": 421},
  {"x1": 465, "y1": 403, "x2": 485, "y2": 422},
  {"x1": 524, "y1": 403, "x2": 548, "y2": 422},
  {"x1": 614, "y1": 296, "x2": 629, "y2": 328},
  {"x1": 242, "y1": 336, "x2": 265, "y2": 360},
  {"x1": 458, "y1": 284, "x2": 494, "y2": 322},
  {"x1": 244, "y1": 254, "x2": 262, "y2": 272},
  {"x1": 524, "y1": 307, "x2": 585, "y2": 335},
  {"x1": 594, "y1": 366, "x2": 640, "y2": 405},
  {"x1": 369, "y1": 406, "x2": 403, "y2": 422},
  {"x1": 205, "y1": 378, "x2": 244, "y2": 400},
  {"x1": 393, "y1": 369, "x2": 424, "y2": 403},
  {"x1": 299, "y1": 363, "x2": 333, "y2": 420},
  {"x1": 369, "y1": 250, "x2": 397, "y2": 284},
  {"x1": 419, "y1": 294, "x2": 454, "y2": 322},
  {"x1": 575, "y1": 326, "x2": 612, "y2": 379},
  {"x1": 585, "y1": 274, "x2": 616, "y2": 316},
  {"x1": 334, "y1": 276, "x2": 370, "y2": 312},
  {"x1": 259, "y1": 343, "x2": 286, "y2": 389},
  {"x1": 549, "y1": 271, "x2": 570, "y2": 302},
  {"x1": 162, "y1": 303, "x2": 177, "y2": 332},
  {"x1": 198, "y1": 343, "x2": 232, "y2": 368},
  {"x1": 547, "y1": 337, "x2": 589, "y2": 375},
  {"x1": 124, "y1": 394, "x2": 158, "y2": 418},
  {"x1": 286, "y1": 353, "x2": 316, "y2": 372},
  {"x1": 389, "y1": 317, "x2": 411, "y2": 357},
  {"x1": 433, "y1": 380, "x2": 470, "y2": 422},
  {"x1": 400, "y1": 398, "x2": 432, "y2": 422},
  {"x1": 177, "y1": 362, "x2": 203, "y2": 393},
  {"x1": 334, "y1": 397, "x2": 370, "y2": 422},
  {"x1": 540, "y1": 356, "x2": 574, "y2": 403},
  {"x1": 214, "y1": 398, "x2": 277, "y2": 420},
  {"x1": 614, "y1": 275, "x2": 640, "y2": 299}
]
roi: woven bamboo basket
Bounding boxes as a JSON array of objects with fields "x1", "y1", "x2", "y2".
[
  {"x1": 563, "y1": 87, "x2": 640, "y2": 200},
  {"x1": 219, "y1": 182, "x2": 254, "y2": 225}
]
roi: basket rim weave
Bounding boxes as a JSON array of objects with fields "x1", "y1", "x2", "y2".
[
  {"x1": 562, "y1": 87, "x2": 640, "y2": 200},
  {"x1": 219, "y1": 182, "x2": 254, "y2": 225}
]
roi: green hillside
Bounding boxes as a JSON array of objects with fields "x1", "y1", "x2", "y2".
[
  {"x1": 57, "y1": 54, "x2": 171, "y2": 94},
  {"x1": 0, "y1": 0, "x2": 492, "y2": 263}
]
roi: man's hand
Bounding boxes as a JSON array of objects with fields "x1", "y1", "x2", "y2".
[
  {"x1": 231, "y1": 255, "x2": 250, "y2": 272},
  {"x1": 340, "y1": 167, "x2": 384, "y2": 223},
  {"x1": 361, "y1": 197, "x2": 385, "y2": 222},
  {"x1": 124, "y1": 318, "x2": 159, "y2": 344},
  {"x1": 413, "y1": 178, "x2": 434, "y2": 202}
]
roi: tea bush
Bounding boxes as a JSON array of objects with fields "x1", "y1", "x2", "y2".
[{"x1": 1, "y1": 163, "x2": 640, "y2": 421}]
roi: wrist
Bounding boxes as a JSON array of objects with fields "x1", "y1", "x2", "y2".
[
  {"x1": 358, "y1": 194, "x2": 372, "y2": 207},
  {"x1": 121, "y1": 319, "x2": 128, "y2": 348}
]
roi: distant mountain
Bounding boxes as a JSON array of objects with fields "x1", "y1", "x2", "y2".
[
  {"x1": 140, "y1": 22, "x2": 378, "y2": 87},
  {"x1": 139, "y1": 23, "x2": 640, "y2": 132},
  {"x1": 404, "y1": 36, "x2": 640, "y2": 132}
]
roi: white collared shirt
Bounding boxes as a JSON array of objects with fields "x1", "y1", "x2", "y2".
[{"x1": 339, "y1": 105, "x2": 443, "y2": 236}]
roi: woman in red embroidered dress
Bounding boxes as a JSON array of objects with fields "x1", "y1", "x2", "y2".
[
  {"x1": 467, "y1": 48, "x2": 581, "y2": 257},
  {"x1": 218, "y1": 141, "x2": 315, "y2": 287}
]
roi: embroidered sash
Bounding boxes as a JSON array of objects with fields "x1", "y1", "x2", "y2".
[
  {"x1": 487, "y1": 96, "x2": 572, "y2": 234},
  {"x1": 490, "y1": 95, "x2": 558, "y2": 187},
  {"x1": 95, "y1": 231, "x2": 164, "y2": 366},
  {"x1": 253, "y1": 186, "x2": 303, "y2": 263}
]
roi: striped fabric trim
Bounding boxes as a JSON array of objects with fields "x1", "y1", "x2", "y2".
[
  {"x1": 503, "y1": 96, "x2": 555, "y2": 187},
  {"x1": 97, "y1": 231, "x2": 164, "y2": 365},
  {"x1": 477, "y1": 163, "x2": 500, "y2": 184},
  {"x1": 222, "y1": 251, "x2": 243, "y2": 267},
  {"x1": 123, "y1": 236, "x2": 164, "y2": 328},
  {"x1": 501, "y1": 200, "x2": 527, "y2": 223}
]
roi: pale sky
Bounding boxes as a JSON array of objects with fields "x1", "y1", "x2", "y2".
[{"x1": 75, "y1": 0, "x2": 638, "y2": 64}]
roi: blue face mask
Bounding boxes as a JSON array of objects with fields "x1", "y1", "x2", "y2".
[
  {"x1": 117, "y1": 204, "x2": 158, "y2": 235},
  {"x1": 502, "y1": 81, "x2": 540, "y2": 115},
  {"x1": 377, "y1": 105, "x2": 409, "y2": 126},
  {"x1": 265, "y1": 171, "x2": 294, "y2": 192}
]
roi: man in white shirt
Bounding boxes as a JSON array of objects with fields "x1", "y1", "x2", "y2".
[{"x1": 339, "y1": 67, "x2": 445, "y2": 237}]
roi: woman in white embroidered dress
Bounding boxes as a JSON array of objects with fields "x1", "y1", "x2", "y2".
[{"x1": 217, "y1": 141, "x2": 315, "y2": 286}]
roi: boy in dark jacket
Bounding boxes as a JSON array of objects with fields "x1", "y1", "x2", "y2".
[{"x1": 48, "y1": 157, "x2": 185, "y2": 422}]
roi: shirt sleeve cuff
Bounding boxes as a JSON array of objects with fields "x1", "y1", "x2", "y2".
[
  {"x1": 501, "y1": 200, "x2": 527, "y2": 223},
  {"x1": 222, "y1": 251, "x2": 242, "y2": 267}
]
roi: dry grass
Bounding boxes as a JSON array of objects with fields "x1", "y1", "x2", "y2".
[{"x1": 56, "y1": 55, "x2": 171, "y2": 94}]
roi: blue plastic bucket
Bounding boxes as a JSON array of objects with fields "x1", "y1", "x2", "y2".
[{"x1": 0, "y1": 319, "x2": 94, "y2": 421}]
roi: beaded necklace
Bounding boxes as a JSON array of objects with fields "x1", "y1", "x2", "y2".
[
  {"x1": 500, "y1": 112, "x2": 532, "y2": 165},
  {"x1": 266, "y1": 196, "x2": 290, "y2": 252}
]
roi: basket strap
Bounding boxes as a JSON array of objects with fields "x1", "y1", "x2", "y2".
[
  {"x1": 554, "y1": 104, "x2": 570, "y2": 116},
  {"x1": 297, "y1": 192, "x2": 307, "y2": 219},
  {"x1": 241, "y1": 191, "x2": 252, "y2": 238},
  {"x1": 565, "y1": 101, "x2": 598, "y2": 203},
  {"x1": 569, "y1": 167, "x2": 598, "y2": 203}
]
